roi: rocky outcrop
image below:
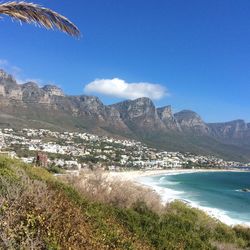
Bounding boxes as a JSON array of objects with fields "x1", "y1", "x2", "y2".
[
  {"x1": 21, "y1": 82, "x2": 50, "y2": 104},
  {"x1": 0, "y1": 70, "x2": 22, "y2": 101},
  {"x1": 111, "y1": 97, "x2": 166, "y2": 132},
  {"x1": 208, "y1": 120, "x2": 250, "y2": 140},
  {"x1": 157, "y1": 106, "x2": 181, "y2": 131},
  {"x1": 174, "y1": 110, "x2": 210, "y2": 135},
  {"x1": 42, "y1": 85, "x2": 65, "y2": 97},
  {"x1": 67, "y1": 95, "x2": 129, "y2": 131},
  {"x1": 0, "y1": 69, "x2": 16, "y2": 83}
]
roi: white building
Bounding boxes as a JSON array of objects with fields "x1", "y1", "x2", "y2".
[{"x1": 0, "y1": 131, "x2": 6, "y2": 149}]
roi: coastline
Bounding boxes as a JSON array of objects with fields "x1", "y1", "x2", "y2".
[
  {"x1": 107, "y1": 168, "x2": 246, "y2": 182},
  {"x1": 107, "y1": 168, "x2": 250, "y2": 227}
]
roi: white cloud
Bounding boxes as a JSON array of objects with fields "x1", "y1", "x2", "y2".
[{"x1": 84, "y1": 78, "x2": 168, "y2": 100}]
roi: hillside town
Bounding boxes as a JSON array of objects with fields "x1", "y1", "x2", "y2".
[{"x1": 0, "y1": 128, "x2": 249, "y2": 174}]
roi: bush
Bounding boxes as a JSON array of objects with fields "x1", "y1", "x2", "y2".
[
  {"x1": 0, "y1": 161, "x2": 101, "y2": 249},
  {"x1": 48, "y1": 165, "x2": 64, "y2": 174},
  {"x1": 65, "y1": 170, "x2": 164, "y2": 213}
]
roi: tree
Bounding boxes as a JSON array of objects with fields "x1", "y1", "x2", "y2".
[{"x1": 0, "y1": 1, "x2": 80, "y2": 37}]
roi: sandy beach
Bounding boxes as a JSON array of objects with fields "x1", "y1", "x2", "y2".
[{"x1": 107, "y1": 168, "x2": 244, "y2": 182}]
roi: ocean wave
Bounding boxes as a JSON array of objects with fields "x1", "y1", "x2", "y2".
[
  {"x1": 187, "y1": 201, "x2": 250, "y2": 227},
  {"x1": 235, "y1": 189, "x2": 250, "y2": 193},
  {"x1": 158, "y1": 177, "x2": 180, "y2": 185},
  {"x1": 137, "y1": 176, "x2": 250, "y2": 227},
  {"x1": 137, "y1": 177, "x2": 184, "y2": 202}
]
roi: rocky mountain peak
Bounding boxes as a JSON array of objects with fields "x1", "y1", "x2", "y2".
[
  {"x1": 0, "y1": 71, "x2": 21, "y2": 100},
  {"x1": 111, "y1": 97, "x2": 166, "y2": 132},
  {"x1": 42, "y1": 85, "x2": 65, "y2": 97},
  {"x1": 68, "y1": 95, "x2": 106, "y2": 118},
  {"x1": 157, "y1": 105, "x2": 172, "y2": 119},
  {"x1": 72, "y1": 95, "x2": 104, "y2": 108},
  {"x1": 157, "y1": 106, "x2": 181, "y2": 131},
  {"x1": 21, "y1": 82, "x2": 48, "y2": 103},
  {"x1": 0, "y1": 69, "x2": 9, "y2": 79},
  {"x1": 133, "y1": 97, "x2": 154, "y2": 104},
  {"x1": 132, "y1": 97, "x2": 155, "y2": 107},
  {"x1": 174, "y1": 110, "x2": 201, "y2": 119},
  {"x1": 0, "y1": 69, "x2": 15, "y2": 82},
  {"x1": 174, "y1": 110, "x2": 210, "y2": 134},
  {"x1": 0, "y1": 70, "x2": 17, "y2": 89},
  {"x1": 111, "y1": 97, "x2": 155, "y2": 119},
  {"x1": 21, "y1": 82, "x2": 39, "y2": 89}
]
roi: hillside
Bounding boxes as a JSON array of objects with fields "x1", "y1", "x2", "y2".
[
  {"x1": 1, "y1": 69, "x2": 250, "y2": 162},
  {"x1": 0, "y1": 157, "x2": 250, "y2": 249}
]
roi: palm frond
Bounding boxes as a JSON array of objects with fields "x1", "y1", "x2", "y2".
[{"x1": 0, "y1": 1, "x2": 80, "y2": 37}]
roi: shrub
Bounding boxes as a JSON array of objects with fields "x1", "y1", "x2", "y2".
[
  {"x1": 65, "y1": 170, "x2": 164, "y2": 213},
  {"x1": 48, "y1": 165, "x2": 64, "y2": 174},
  {"x1": 0, "y1": 162, "x2": 100, "y2": 249}
]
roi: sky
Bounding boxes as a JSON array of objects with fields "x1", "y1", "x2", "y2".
[{"x1": 0, "y1": 0, "x2": 249, "y2": 122}]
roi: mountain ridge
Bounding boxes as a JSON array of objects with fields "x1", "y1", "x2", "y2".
[{"x1": 1, "y1": 69, "x2": 250, "y2": 162}]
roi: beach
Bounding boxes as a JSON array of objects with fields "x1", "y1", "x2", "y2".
[{"x1": 107, "y1": 169, "x2": 250, "y2": 227}]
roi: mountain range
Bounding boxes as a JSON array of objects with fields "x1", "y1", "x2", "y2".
[{"x1": 0, "y1": 69, "x2": 250, "y2": 162}]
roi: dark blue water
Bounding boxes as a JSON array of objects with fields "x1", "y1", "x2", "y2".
[{"x1": 144, "y1": 171, "x2": 250, "y2": 226}]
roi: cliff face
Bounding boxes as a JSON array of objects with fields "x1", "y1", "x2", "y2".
[
  {"x1": 0, "y1": 70, "x2": 22, "y2": 101},
  {"x1": 174, "y1": 110, "x2": 210, "y2": 135},
  {"x1": 208, "y1": 120, "x2": 250, "y2": 141},
  {"x1": 157, "y1": 106, "x2": 181, "y2": 131},
  {"x1": 0, "y1": 70, "x2": 129, "y2": 133},
  {"x1": 1, "y1": 69, "x2": 250, "y2": 161},
  {"x1": 42, "y1": 85, "x2": 65, "y2": 97},
  {"x1": 110, "y1": 97, "x2": 166, "y2": 132}
]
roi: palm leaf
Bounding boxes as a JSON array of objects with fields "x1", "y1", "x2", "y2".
[{"x1": 0, "y1": 1, "x2": 80, "y2": 37}]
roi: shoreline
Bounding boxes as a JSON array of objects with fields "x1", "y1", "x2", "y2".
[
  {"x1": 107, "y1": 168, "x2": 250, "y2": 227},
  {"x1": 107, "y1": 168, "x2": 247, "y2": 182}
]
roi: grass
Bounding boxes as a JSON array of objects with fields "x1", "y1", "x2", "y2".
[{"x1": 0, "y1": 156, "x2": 250, "y2": 249}]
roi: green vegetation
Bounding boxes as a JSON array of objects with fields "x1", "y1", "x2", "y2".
[
  {"x1": 0, "y1": 156, "x2": 249, "y2": 249},
  {"x1": 48, "y1": 164, "x2": 65, "y2": 174}
]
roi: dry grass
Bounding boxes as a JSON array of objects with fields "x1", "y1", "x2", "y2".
[
  {"x1": 65, "y1": 170, "x2": 165, "y2": 214},
  {"x1": 0, "y1": 1, "x2": 80, "y2": 37}
]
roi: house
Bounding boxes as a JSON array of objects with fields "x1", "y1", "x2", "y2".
[{"x1": 36, "y1": 152, "x2": 48, "y2": 168}]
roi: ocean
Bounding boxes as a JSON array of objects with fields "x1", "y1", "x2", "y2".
[{"x1": 138, "y1": 171, "x2": 250, "y2": 226}]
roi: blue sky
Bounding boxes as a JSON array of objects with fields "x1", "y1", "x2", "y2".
[{"x1": 0, "y1": 0, "x2": 249, "y2": 122}]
